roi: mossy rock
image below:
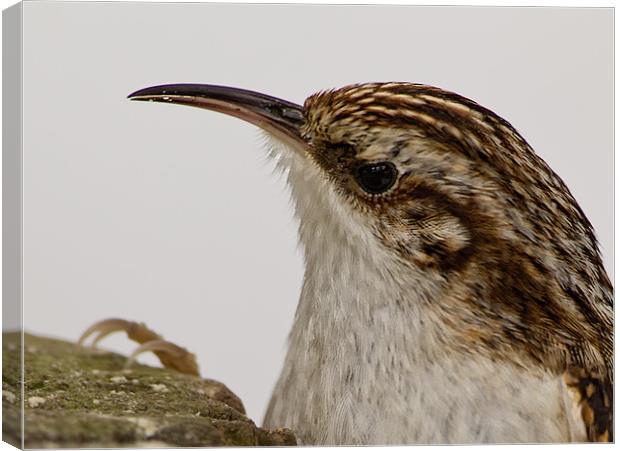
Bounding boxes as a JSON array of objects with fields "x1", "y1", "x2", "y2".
[{"x1": 2, "y1": 332, "x2": 296, "y2": 448}]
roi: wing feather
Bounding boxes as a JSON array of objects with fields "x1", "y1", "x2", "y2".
[{"x1": 563, "y1": 368, "x2": 613, "y2": 442}]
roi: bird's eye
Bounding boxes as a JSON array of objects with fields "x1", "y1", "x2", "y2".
[{"x1": 354, "y1": 162, "x2": 398, "y2": 195}]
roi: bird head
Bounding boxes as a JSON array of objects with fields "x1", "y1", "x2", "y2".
[
  {"x1": 126, "y1": 83, "x2": 503, "y2": 267},
  {"x1": 128, "y1": 82, "x2": 612, "y2": 374}
]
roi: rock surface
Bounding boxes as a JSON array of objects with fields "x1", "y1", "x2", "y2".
[{"x1": 2, "y1": 332, "x2": 296, "y2": 448}]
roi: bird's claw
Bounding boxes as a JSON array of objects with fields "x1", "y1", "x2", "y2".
[{"x1": 78, "y1": 318, "x2": 200, "y2": 376}]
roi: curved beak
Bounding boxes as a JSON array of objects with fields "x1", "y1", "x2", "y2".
[{"x1": 128, "y1": 84, "x2": 305, "y2": 146}]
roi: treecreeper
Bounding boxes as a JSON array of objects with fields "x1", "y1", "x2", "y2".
[{"x1": 80, "y1": 82, "x2": 613, "y2": 444}]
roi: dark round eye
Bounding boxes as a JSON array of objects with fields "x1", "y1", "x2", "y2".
[{"x1": 354, "y1": 162, "x2": 398, "y2": 195}]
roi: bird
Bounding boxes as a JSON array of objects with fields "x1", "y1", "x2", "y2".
[{"x1": 79, "y1": 82, "x2": 613, "y2": 445}]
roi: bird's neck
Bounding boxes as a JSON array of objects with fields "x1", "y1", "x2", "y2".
[
  {"x1": 264, "y1": 135, "x2": 449, "y2": 357},
  {"x1": 283, "y1": 154, "x2": 446, "y2": 358}
]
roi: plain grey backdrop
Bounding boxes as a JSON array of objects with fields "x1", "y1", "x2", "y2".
[{"x1": 21, "y1": 3, "x2": 613, "y2": 423}]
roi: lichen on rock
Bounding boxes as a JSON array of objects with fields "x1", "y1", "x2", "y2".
[{"x1": 2, "y1": 332, "x2": 296, "y2": 448}]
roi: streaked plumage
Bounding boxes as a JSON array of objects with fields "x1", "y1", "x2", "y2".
[{"x1": 263, "y1": 83, "x2": 612, "y2": 444}]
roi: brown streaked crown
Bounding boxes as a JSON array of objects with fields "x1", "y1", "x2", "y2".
[{"x1": 300, "y1": 82, "x2": 612, "y2": 386}]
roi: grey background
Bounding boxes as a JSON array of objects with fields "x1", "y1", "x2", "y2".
[
  {"x1": 3, "y1": 3, "x2": 22, "y2": 338},
  {"x1": 22, "y1": 3, "x2": 613, "y2": 423}
]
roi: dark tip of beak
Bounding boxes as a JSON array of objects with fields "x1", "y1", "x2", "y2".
[{"x1": 128, "y1": 84, "x2": 304, "y2": 141}]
